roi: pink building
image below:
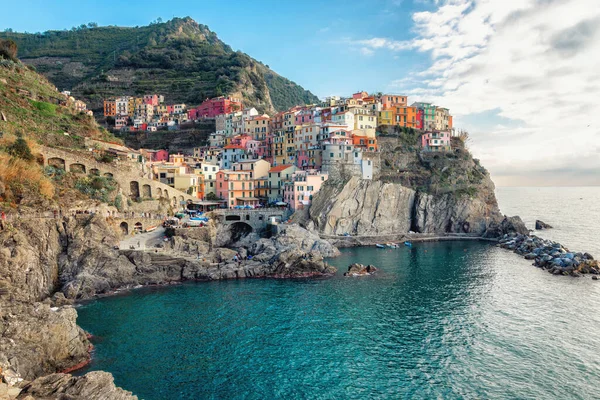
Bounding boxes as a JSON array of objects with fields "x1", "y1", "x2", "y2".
[
  {"x1": 155, "y1": 149, "x2": 169, "y2": 162},
  {"x1": 216, "y1": 170, "x2": 256, "y2": 208},
  {"x1": 352, "y1": 91, "x2": 368, "y2": 100},
  {"x1": 143, "y1": 95, "x2": 159, "y2": 106},
  {"x1": 295, "y1": 109, "x2": 315, "y2": 126},
  {"x1": 188, "y1": 109, "x2": 199, "y2": 120},
  {"x1": 283, "y1": 170, "x2": 329, "y2": 210},
  {"x1": 420, "y1": 131, "x2": 451, "y2": 151},
  {"x1": 230, "y1": 134, "x2": 252, "y2": 148},
  {"x1": 196, "y1": 96, "x2": 243, "y2": 119}
]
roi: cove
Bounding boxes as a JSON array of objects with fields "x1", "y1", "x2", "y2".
[{"x1": 76, "y1": 241, "x2": 600, "y2": 399}]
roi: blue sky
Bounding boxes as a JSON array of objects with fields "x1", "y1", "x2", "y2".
[{"x1": 2, "y1": 0, "x2": 600, "y2": 186}]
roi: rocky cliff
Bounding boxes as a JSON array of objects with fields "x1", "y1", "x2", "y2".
[
  {"x1": 0, "y1": 214, "x2": 337, "y2": 399},
  {"x1": 309, "y1": 135, "x2": 507, "y2": 237}
]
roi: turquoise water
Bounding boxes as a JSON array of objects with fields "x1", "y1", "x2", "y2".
[{"x1": 77, "y1": 241, "x2": 600, "y2": 399}]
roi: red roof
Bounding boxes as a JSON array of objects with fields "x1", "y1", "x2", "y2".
[
  {"x1": 224, "y1": 145, "x2": 245, "y2": 150},
  {"x1": 269, "y1": 164, "x2": 294, "y2": 173}
]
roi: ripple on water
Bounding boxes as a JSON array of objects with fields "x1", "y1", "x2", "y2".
[{"x1": 77, "y1": 241, "x2": 600, "y2": 399}]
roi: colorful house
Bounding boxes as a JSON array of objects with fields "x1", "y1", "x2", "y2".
[
  {"x1": 378, "y1": 110, "x2": 393, "y2": 126},
  {"x1": 382, "y1": 94, "x2": 407, "y2": 109},
  {"x1": 221, "y1": 145, "x2": 246, "y2": 169},
  {"x1": 216, "y1": 170, "x2": 257, "y2": 208},
  {"x1": 412, "y1": 102, "x2": 436, "y2": 131},
  {"x1": 245, "y1": 116, "x2": 271, "y2": 141},
  {"x1": 421, "y1": 131, "x2": 451, "y2": 152},
  {"x1": 282, "y1": 170, "x2": 329, "y2": 211},
  {"x1": 196, "y1": 96, "x2": 243, "y2": 119},
  {"x1": 268, "y1": 164, "x2": 296, "y2": 202}
]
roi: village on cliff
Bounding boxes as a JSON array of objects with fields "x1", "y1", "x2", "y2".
[{"x1": 95, "y1": 92, "x2": 455, "y2": 211}]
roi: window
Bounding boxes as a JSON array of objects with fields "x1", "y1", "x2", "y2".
[
  {"x1": 210, "y1": 182, "x2": 214, "y2": 187},
  {"x1": 307, "y1": 186, "x2": 313, "y2": 191},
  {"x1": 330, "y1": 153, "x2": 334, "y2": 158}
]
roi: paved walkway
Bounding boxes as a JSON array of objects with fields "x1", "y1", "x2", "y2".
[{"x1": 119, "y1": 226, "x2": 166, "y2": 250}]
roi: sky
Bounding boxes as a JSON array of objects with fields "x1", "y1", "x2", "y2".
[{"x1": 2, "y1": 0, "x2": 600, "y2": 186}]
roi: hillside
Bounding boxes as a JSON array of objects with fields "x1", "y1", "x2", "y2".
[
  {"x1": 0, "y1": 17, "x2": 320, "y2": 114},
  {"x1": 0, "y1": 49, "x2": 125, "y2": 209}
]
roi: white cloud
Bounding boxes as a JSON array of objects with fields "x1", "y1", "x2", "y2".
[{"x1": 400, "y1": 0, "x2": 600, "y2": 185}]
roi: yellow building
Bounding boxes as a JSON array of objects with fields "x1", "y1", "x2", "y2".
[
  {"x1": 378, "y1": 110, "x2": 393, "y2": 126},
  {"x1": 245, "y1": 116, "x2": 271, "y2": 141}
]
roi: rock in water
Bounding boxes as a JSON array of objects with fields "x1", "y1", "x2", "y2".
[
  {"x1": 535, "y1": 220, "x2": 553, "y2": 230},
  {"x1": 18, "y1": 371, "x2": 137, "y2": 399},
  {"x1": 344, "y1": 263, "x2": 378, "y2": 277}
]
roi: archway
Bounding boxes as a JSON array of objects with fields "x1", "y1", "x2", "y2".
[
  {"x1": 172, "y1": 197, "x2": 177, "y2": 207},
  {"x1": 156, "y1": 188, "x2": 163, "y2": 198},
  {"x1": 130, "y1": 181, "x2": 140, "y2": 200},
  {"x1": 104, "y1": 172, "x2": 114, "y2": 178},
  {"x1": 119, "y1": 221, "x2": 129, "y2": 235},
  {"x1": 90, "y1": 168, "x2": 100, "y2": 176},
  {"x1": 229, "y1": 222, "x2": 253, "y2": 243},
  {"x1": 142, "y1": 184, "x2": 152, "y2": 199},
  {"x1": 48, "y1": 157, "x2": 66, "y2": 170},
  {"x1": 134, "y1": 222, "x2": 143, "y2": 233},
  {"x1": 69, "y1": 163, "x2": 86, "y2": 174}
]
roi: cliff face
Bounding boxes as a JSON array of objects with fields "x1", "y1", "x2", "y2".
[{"x1": 309, "y1": 136, "x2": 505, "y2": 237}]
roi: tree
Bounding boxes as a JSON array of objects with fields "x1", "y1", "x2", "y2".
[
  {"x1": 205, "y1": 192, "x2": 219, "y2": 201},
  {"x1": 87, "y1": 22, "x2": 98, "y2": 28}
]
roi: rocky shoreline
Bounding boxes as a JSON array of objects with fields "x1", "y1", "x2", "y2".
[{"x1": 497, "y1": 233, "x2": 598, "y2": 277}]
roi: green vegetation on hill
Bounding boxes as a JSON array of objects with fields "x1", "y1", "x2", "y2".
[
  {"x1": 0, "y1": 17, "x2": 319, "y2": 113},
  {"x1": 0, "y1": 50, "x2": 122, "y2": 209}
]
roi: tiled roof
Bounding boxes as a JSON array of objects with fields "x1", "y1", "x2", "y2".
[
  {"x1": 269, "y1": 164, "x2": 294, "y2": 172},
  {"x1": 224, "y1": 145, "x2": 245, "y2": 150}
]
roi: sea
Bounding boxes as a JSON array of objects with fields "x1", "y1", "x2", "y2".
[{"x1": 76, "y1": 187, "x2": 600, "y2": 400}]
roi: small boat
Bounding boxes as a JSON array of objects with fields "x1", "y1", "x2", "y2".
[
  {"x1": 404, "y1": 241, "x2": 412, "y2": 247},
  {"x1": 376, "y1": 244, "x2": 386, "y2": 248},
  {"x1": 387, "y1": 243, "x2": 399, "y2": 248},
  {"x1": 145, "y1": 226, "x2": 157, "y2": 233}
]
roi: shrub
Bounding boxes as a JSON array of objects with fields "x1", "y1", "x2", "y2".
[
  {"x1": 113, "y1": 194, "x2": 124, "y2": 211},
  {"x1": 7, "y1": 136, "x2": 34, "y2": 161},
  {"x1": 0, "y1": 39, "x2": 18, "y2": 62},
  {"x1": 205, "y1": 192, "x2": 219, "y2": 201},
  {"x1": 75, "y1": 175, "x2": 116, "y2": 202}
]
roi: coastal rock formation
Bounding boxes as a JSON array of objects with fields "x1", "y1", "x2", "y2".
[
  {"x1": 18, "y1": 371, "x2": 137, "y2": 399},
  {"x1": 309, "y1": 176, "x2": 505, "y2": 237},
  {"x1": 309, "y1": 177, "x2": 416, "y2": 236},
  {"x1": 497, "y1": 233, "x2": 597, "y2": 277},
  {"x1": 483, "y1": 216, "x2": 529, "y2": 238},
  {"x1": 344, "y1": 263, "x2": 378, "y2": 276},
  {"x1": 535, "y1": 220, "x2": 553, "y2": 230}
]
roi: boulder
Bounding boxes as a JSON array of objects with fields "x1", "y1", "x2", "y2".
[
  {"x1": 535, "y1": 220, "x2": 553, "y2": 230},
  {"x1": 344, "y1": 263, "x2": 378, "y2": 277}
]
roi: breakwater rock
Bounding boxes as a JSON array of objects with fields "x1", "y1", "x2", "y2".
[
  {"x1": 344, "y1": 263, "x2": 378, "y2": 277},
  {"x1": 535, "y1": 220, "x2": 553, "y2": 230},
  {"x1": 497, "y1": 233, "x2": 597, "y2": 277}
]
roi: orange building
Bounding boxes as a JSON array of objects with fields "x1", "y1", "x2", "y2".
[
  {"x1": 382, "y1": 94, "x2": 407, "y2": 109},
  {"x1": 103, "y1": 100, "x2": 116, "y2": 117},
  {"x1": 352, "y1": 135, "x2": 378, "y2": 151},
  {"x1": 393, "y1": 106, "x2": 418, "y2": 128},
  {"x1": 448, "y1": 115, "x2": 453, "y2": 130}
]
